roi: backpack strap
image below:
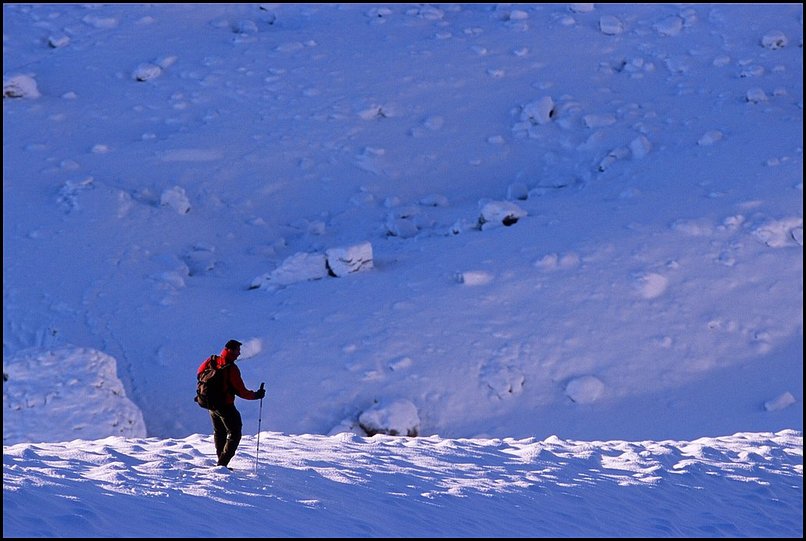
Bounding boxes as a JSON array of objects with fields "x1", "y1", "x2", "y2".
[
  {"x1": 208, "y1": 354, "x2": 232, "y2": 386},
  {"x1": 197, "y1": 355, "x2": 219, "y2": 382}
]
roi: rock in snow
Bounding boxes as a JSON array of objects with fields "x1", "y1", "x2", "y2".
[
  {"x1": 250, "y1": 252, "x2": 329, "y2": 289},
  {"x1": 358, "y1": 398, "x2": 420, "y2": 436},
  {"x1": 326, "y1": 241, "x2": 374, "y2": 277},
  {"x1": 251, "y1": 242, "x2": 374, "y2": 289},
  {"x1": 565, "y1": 375, "x2": 605, "y2": 404},
  {"x1": 764, "y1": 391, "x2": 796, "y2": 412},
  {"x1": 3, "y1": 74, "x2": 40, "y2": 98},
  {"x1": 479, "y1": 201, "x2": 528, "y2": 229},
  {"x1": 520, "y1": 96, "x2": 556, "y2": 126}
]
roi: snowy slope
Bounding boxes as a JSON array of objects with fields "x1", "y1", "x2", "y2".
[
  {"x1": 2, "y1": 3, "x2": 803, "y2": 537},
  {"x1": 4, "y1": 2, "x2": 801, "y2": 444}
]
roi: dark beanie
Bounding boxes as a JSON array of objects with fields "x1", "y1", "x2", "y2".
[{"x1": 225, "y1": 339, "x2": 242, "y2": 349}]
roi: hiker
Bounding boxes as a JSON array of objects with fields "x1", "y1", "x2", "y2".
[{"x1": 197, "y1": 339, "x2": 265, "y2": 468}]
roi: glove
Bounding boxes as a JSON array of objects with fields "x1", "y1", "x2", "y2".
[{"x1": 255, "y1": 388, "x2": 266, "y2": 399}]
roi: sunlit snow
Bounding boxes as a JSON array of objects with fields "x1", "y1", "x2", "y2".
[{"x1": 3, "y1": 3, "x2": 802, "y2": 537}]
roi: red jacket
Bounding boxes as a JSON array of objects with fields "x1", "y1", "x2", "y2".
[{"x1": 197, "y1": 348, "x2": 260, "y2": 405}]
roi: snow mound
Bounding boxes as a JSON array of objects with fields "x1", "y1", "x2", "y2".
[
  {"x1": 3, "y1": 74, "x2": 40, "y2": 99},
  {"x1": 479, "y1": 201, "x2": 527, "y2": 229},
  {"x1": 250, "y1": 252, "x2": 328, "y2": 289},
  {"x1": 358, "y1": 398, "x2": 420, "y2": 437},
  {"x1": 764, "y1": 392, "x2": 796, "y2": 412},
  {"x1": 326, "y1": 242, "x2": 374, "y2": 277},
  {"x1": 250, "y1": 242, "x2": 374, "y2": 289},
  {"x1": 3, "y1": 347, "x2": 146, "y2": 444},
  {"x1": 565, "y1": 375, "x2": 605, "y2": 404}
]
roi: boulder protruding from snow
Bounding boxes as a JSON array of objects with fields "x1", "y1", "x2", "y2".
[
  {"x1": 761, "y1": 30, "x2": 788, "y2": 50},
  {"x1": 764, "y1": 392, "x2": 796, "y2": 412},
  {"x1": 479, "y1": 201, "x2": 527, "y2": 229},
  {"x1": 599, "y1": 15, "x2": 623, "y2": 35},
  {"x1": 565, "y1": 375, "x2": 605, "y2": 404},
  {"x1": 132, "y1": 56, "x2": 176, "y2": 82},
  {"x1": 250, "y1": 252, "x2": 329, "y2": 290},
  {"x1": 160, "y1": 186, "x2": 191, "y2": 214},
  {"x1": 745, "y1": 88, "x2": 768, "y2": 103},
  {"x1": 358, "y1": 399, "x2": 420, "y2": 437},
  {"x1": 3, "y1": 74, "x2": 40, "y2": 99},
  {"x1": 250, "y1": 242, "x2": 374, "y2": 290},
  {"x1": 521, "y1": 96, "x2": 556, "y2": 126},
  {"x1": 455, "y1": 270, "x2": 494, "y2": 286},
  {"x1": 326, "y1": 242, "x2": 373, "y2": 277},
  {"x1": 132, "y1": 63, "x2": 163, "y2": 82}
]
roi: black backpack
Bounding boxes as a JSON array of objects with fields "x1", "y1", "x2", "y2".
[{"x1": 194, "y1": 355, "x2": 230, "y2": 410}]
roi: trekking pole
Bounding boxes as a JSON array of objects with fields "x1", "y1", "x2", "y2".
[{"x1": 255, "y1": 382, "x2": 265, "y2": 474}]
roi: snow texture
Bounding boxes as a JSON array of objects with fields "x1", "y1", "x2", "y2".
[{"x1": 2, "y1": 3, "x2": 802, "y2": 537}]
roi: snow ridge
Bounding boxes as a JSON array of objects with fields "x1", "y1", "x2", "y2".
[{"x1": 3, "y1": 430, "x2": 802, "y2": 537}]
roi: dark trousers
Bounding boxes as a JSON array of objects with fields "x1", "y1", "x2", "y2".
[{"x1": 209, "y1": 404, "x2": 243, "y2": 467}]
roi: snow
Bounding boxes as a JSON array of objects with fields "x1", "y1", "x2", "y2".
[
  {"x1": 3, "y1": 430, "x2": 802, "y2": 538},
  {"x1": 2, "y1": 2, "x2": 803, "y2": 537}
]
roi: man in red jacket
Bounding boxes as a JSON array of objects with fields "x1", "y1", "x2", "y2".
[{"x1": 197, "y1": 339, "x2": 265, "y2": 469}]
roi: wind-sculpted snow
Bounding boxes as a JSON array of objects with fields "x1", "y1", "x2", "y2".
[
  {"x1": 4, "y1": 2, "x2": 801, "y2": 444},
  {"x1": 3, "y1": 3, "x2": 803, "y2": 536},
  {"x1": 3, "y1": 430, "x2": 802, "y2": 537}
]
